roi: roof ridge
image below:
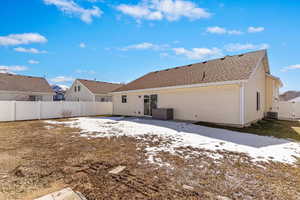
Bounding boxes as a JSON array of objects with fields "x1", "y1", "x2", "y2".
[
  {"x1": 113, "y1": 49, "x2": 268, "y2": 92},
  {"x1": 0, "y1": 73, "x2": 45, "y2": 79},
  {"x1": 150, "y1": 49, "x2": 267, "y2": 74},
  {"x1": 77, "y1": 78, "x2": 123, "y2": 85}
]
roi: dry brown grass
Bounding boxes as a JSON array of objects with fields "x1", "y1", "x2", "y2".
[
  {"x1": 0, "y1": 119, "x2": 299, "y2": 200},
  {"x1": 19, "y1": 181, "x2": 66, "y2": 200}
]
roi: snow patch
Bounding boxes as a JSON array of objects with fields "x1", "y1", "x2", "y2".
[{"x1": 45, "y1": 117, "x2": 300, "y2": 165}]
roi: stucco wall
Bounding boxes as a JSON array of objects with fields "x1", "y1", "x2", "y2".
[
  {"x1": 113, "y1": 84, "x2": 241, "y2": 125},
  {"x1": 65, "y1": 80, "x2": 95, "y2": 101},
  {"x1": 265, "y1": 76, "x2": 280, "y2": 112},
  {"x1": 244, "y1": 61, "x2": 266, "y2": 124},
  {"x1": 0, "y1": 92, "x2": 53, "y2": 101}
]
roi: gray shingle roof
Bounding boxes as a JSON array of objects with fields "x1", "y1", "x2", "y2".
[
  {"x1": 0, "y1": 73, "x2": 54, "y2": 93},
  {"x1": 78, "y1": 79, "x2": 124, "y2": 94},
  {"x1": 114, "y1": 50, "x2": 267, "y2": 92}
]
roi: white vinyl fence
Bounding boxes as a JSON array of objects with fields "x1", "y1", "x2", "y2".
[
  {"x1": 273, "y1": 101, "x2": 300, "y2": 120},
  {"x1": 0, "y1": 101, "x2": 112, "y2": 122}
]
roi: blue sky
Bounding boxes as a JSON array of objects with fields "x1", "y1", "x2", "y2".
[{"x1": 0, "y1": 0, "x2": 299, "y2": 92}]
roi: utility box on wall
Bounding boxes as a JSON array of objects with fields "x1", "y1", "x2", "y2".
[
  {"x1": 266, "y1": 112, "x2": 278, "y2": 120},
  {"x1": 152, "y1": 108, "x2": 174, "y2": 120}
]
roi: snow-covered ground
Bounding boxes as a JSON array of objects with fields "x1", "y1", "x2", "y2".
[{"x1": 45, "y1": 117, "x2": 300, "y2": 165}]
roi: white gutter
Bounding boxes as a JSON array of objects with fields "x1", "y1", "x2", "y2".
[
  {"x1": 111, "y1": 80, "x2": 248, "y2": 94},
  {"x1": 240, "y1": 82, "x2": 245, "y2": 126},
  {"x1": 266, "y1": 74, "x2": 283, "y2": 87}
]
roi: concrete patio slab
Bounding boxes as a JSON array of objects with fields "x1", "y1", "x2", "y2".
[{"x1": 35, "y1": 188, "x2": 87, "y2": 200}]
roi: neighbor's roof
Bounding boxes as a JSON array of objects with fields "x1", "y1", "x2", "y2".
[
  {"x1": 114, "y1": 50, "x2": 267, "y2": 92},
  {"x1": 0, "y1": 73, "x2": 54, "y2": 93},
  {"x1": 78, "y1": 79, "x2": 124, "y2": 94}
]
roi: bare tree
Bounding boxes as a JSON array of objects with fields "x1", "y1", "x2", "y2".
[{"x1": 61, "y1": 110, "x2": 72, "y2": 118}]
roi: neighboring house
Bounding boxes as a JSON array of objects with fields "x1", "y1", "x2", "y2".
[
  {"x1": 289, "y1": 96, "x2": 300, "y2": 102},
  {"x1": 65, "y1": 79, "x2": 123, "y2": 102},
  {"x1": 279, "y1": 90, "x2": 300, "y2": 101},
  {"x1": 112, "y1": 50, "x2": 282, "y2": 127},
  {"x1": 52, "y1": 85, "x2": 68, "y2": 101},
  {"x1": 0, "y1": 73, "x2": 54, "y2": 101}
]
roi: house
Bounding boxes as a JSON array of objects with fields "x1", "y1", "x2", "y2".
[
  {"x1": 52, "y1": 85, "x2": 68, "y2": 101},
  {"x1": 112, "y1": 50, "x2": 282, "y2": 127},
  {"x1": 0, "y1": 73, "x2": 54, "y2": 101},
  {"x1": 65, "y1": 79, "x2": 123, "y2": 102},
  {"x1": 289, "y1": 96, "x2": 300, "y2": 102},
  {"x1": 279, "y1": 90, "x2": 300, "y2": 101}
]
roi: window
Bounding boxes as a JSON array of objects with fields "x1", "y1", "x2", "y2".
[
  {"x1": 29, "y1": 95, "x2": 36, "y2": 101},
  {"x1": 78, "y1": 85, "x2": 81, "y2": 92},
  {"x1": 29, "y1": 95, "x2": 42, "y2": 101},
  {"x1": 122, "y1": 95, "x2": 127, "y2": 103},
  {"x1": 256, "y1": 92, "x2": 260, "y2": 111},
  {"x1": 95, "y1": 96, "x2": 112, "y2": 102},
  {"x1": 74, "y1": 86, "x2": 77, "y2": 92}
]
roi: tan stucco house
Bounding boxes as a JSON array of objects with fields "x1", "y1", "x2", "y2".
[
  {"x1": 65, "y1": 79, "x2": 123, "y2": 102},
  {"x1": 0, "y1": 73, "x2": 54, "y2": 101},
  {"x1": 112, "y1": 50, "x2": 282, "y2": 127}
]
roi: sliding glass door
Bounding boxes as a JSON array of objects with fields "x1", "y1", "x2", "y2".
[{"x1": 144, "y1": 94, "x2": 157, "y2": 116}]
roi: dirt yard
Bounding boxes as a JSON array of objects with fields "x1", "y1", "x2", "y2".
[{"x1": 0, "y1": 117, "x2": 300, "y2": 200}]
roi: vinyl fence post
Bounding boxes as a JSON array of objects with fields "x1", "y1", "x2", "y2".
[
  {"x1": 38, "y1": 101, "x2": 42, "y2": 120},
  {"x1": 61, "y1": 101, "x2": 64, "y2": 118},
  {"x1": 13, "y1": 101, "x2": 16, "y2": 121},
  {"x1": 292, "y1": 102, "x2": 296, "y2": 121},
  {"x1": 79, "y1": 101, "x2": 82, "y2": 117}
]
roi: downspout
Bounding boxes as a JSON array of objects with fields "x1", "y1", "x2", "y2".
[{"x1": 240, "y1": 83, "x2": 245, "y2": 126}]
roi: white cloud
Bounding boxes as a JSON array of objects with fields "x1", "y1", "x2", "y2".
[
  {"x1": 227, "y1": 30, "x2": 243, "y2": 35},
  {"x1": 120, "y1": 42, "x2": 169, "y2": 51},
  {"x1": 224, "y1": 43, "x2": 269, "y2": 52},
  {"x1": 75, "y1": 69, "x2": 96, "y2": 75},
  {"x1": 14, "y1": 47, "x2": 47, "y2": 54},
  {"x1": 44, "y1": 0, "x2": 102, "y2": 23},
  {"x1": 28, "y1": 60, "x2": 40, "y2": 64},
  {"x1": 58, "y1": 84, "x2": 70, "y2": 90},
  {"x1": 173, "y1": 47, "x2": 222, "y2": 60},
  {"x1": 248, "y1": 26, "x2": 265, "y2": 33},
  {"x1": 0, "y1": 33, "x2": 47, "y2": 46},
  {"x1": 0, "y1": 65, "x2": 28, "y2": 74},
  {"x1": 79, "y1": 42, "x2": 86, "y2": 48},
  {"x1": 50, "y1": 76, "x2": 74, "y2": 83},
  {"x1": 281, "y1": 64, "x2": 300, "y2": 72},
  {"x1": 206, "y1": 26, "x2": 226, "y2": 34},
  {"x1": 206, "y1": 26, "x2": 243, "y2": 35},
  {"x1": 116, "y1": 0, "x2": 211, "y2": 22}
]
